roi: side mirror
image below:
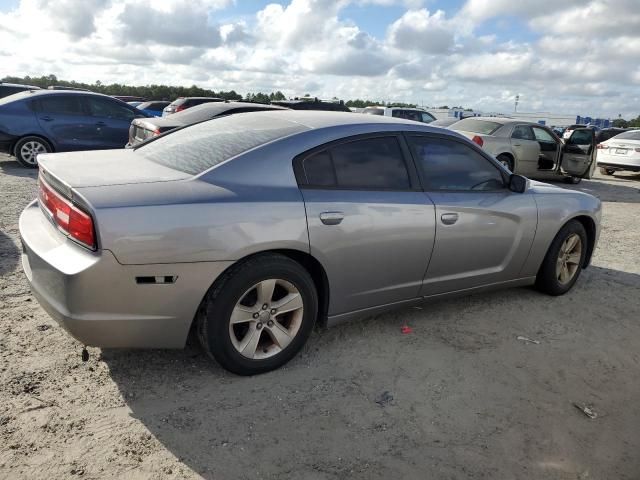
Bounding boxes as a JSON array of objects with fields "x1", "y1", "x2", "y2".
[{"x1": 509, "y1": 174, "x2": 527, "y2": 193}]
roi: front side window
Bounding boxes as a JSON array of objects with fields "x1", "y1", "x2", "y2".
[
  {"x1": 532, "y1": 127, "x2": 556, "y2": 143},
  {"x1": 87, "y1": 97, "x2": 134, "y2": 120},
  {"x1": 421, "y1": 112, "x2": 435, "y2": 123},
  {"x1": 409, "y1": 136, "x2": 504, "y2": 191},
  {"x1": 302, "y1": 136, "x2": 411, "y2": 190},
  {"x1": 39, "y1": 96, "x2": 85, "y2": 116}
]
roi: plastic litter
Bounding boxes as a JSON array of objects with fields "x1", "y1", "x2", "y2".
[
  {"x1": 375, "y1": 391, "x2": 394, "y2": 407},
  {"x1": 516, "y1": 335, "x2": 540, "y2": 345},
  {"x1": 401, "y1": 325, "x2": 413, "y2": 334},
  {"x1": 573, "y1": 403, "x2": 598, "y2": 419}
]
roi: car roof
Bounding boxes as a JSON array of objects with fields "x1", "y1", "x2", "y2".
[
  {"x1": 176, "y1": 97, "x2": 224, "y2": 100},
  {"x1": 0, "y1": 82, "x2": 40, "y2": 89},
  {"x1": 0, "y1": 89, "x2": 127, "y2": 105},
  {"x1": 224, "y1": 109, "x2": 448, "y2": 131},
  {"x1": 460, "y1": 116, "x2": 552, "y2": 127}
]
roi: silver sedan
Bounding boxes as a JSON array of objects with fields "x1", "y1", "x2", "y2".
[{"x1": 20, "y1": 111, "x2": 602, "y2": 375}]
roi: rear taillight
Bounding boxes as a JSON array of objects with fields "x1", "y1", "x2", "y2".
[
  {"x1": 38, "y1": 176, "x2": 95, "y2": 250},
  {"x1": 472, "y1": 135, "x2": 484, "y2": 147},
  {"x1": 597, "y1": 144, "x2": 606, "y2": 149},
  {"x1": 153, "y1": 128, "x2": 161, "y2": 136},
  {"x1": 175, "y1": 105, "x2": 185, "y2": 112}
]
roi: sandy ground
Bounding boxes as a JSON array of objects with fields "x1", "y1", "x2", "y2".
[{"x1": 1, "y1": 152, "x2": 639, "y2": 480}]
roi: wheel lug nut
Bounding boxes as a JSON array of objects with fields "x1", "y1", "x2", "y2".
[
  {"x1": 270, "y1": 309, "x2": 276, "y2": 315},
  {"x1": 262, "y1": 304, "x2": 268, "y2": 310},
  {"x1": 256, "y1": 322, "x2": 263, "y2": 329},
  {"x1": 267, "y1": 320, "x2": 274, "y2": 327},
  {"x1": 253, "y1": 313, "x2": 259, "y2": 319}
]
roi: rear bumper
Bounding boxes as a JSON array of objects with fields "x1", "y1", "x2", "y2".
[
  {"x1": 597, "y1": 161, "x2": 640, "y2": 172},
  {"x1": 19, "y1": 200, "x2": 232, "y2": 348},
  {"x1": 597, "y1": 153, "x2": 640, "y2": 171}
]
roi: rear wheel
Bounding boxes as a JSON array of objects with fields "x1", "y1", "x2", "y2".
[
  {"x1": 535, "y1": 220, "x2": 587, "y2": 296},
  {"x1": 197, "y1": 253, "x2": 318, "y2": 375},
  {"x1": 564, "y1": 175, "x2": 582, "y2": 184},
  {"x1": 14, "y1": 136, "x2": 51, "y2": 168},
  {"x1": 496, "y1": 154, "x2": 514, "y2": 172},
  {"x1": 599, "y1": 167, "x2": 615, "y2": 175}
]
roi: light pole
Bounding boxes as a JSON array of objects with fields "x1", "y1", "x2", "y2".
[{"x1": 514, "y1": 94, "x2": 520, "y2": 113}]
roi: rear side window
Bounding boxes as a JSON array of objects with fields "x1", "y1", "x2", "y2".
[
  {"x1": 301, "y1": 137, "x2": 411, "y2": 190},
  {"x1": 362, "y1": 107, "x2": 384, "y2": 116},
  {"x1": 450, "y1": 118, "x2": 502, "y2": 135},
  {"x1": 409, "y1": 136, "x2": 504, "y2": 191},
  {"x1": 611, "y1": 130, "x2": 640, "y2": 141},
  {"x1": 511, "y1": 125, "x2": 535, "y2": 140},
  {"x1": 39, "y1": 96, "x2": 85, "y2": 116},
  {"x1": 532, "y1": 127, "x2": 555, "y2": 142},
  {"x1": 136, "y1": 114, "x2": 306, "y2": 175}
]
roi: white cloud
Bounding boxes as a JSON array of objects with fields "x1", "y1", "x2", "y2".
[{"x1": 387, "y1": 9, "x2": 455, "y2": 54}]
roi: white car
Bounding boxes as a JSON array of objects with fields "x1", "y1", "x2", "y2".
[
  {"x1": 596, "y1": 130, "x2": 640, "y2": 175},
  {"x1": 362, "y1": 106, "x2": 436, "y2": 124}
]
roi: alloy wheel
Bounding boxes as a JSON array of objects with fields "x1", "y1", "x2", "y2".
[
  {"x1": 555, "y1": 233, "x2": 582, "y2": 285},
  {"x1": 19, "y1": 140, "x2": 47, "y2": 165},
  {"x1": 229, "y1": 278, "x2": 304, "y2": 360}
]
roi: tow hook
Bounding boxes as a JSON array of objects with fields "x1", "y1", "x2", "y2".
[{"x1": 81, "y1": 347, "x2": 89, "y2": 362}]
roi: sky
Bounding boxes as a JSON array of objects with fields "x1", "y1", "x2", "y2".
[{"x1": 0, "y1": 0, "x2": 639, "y2": 118}]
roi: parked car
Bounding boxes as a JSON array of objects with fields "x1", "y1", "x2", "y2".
[
  {"x1": 127, "y1": 101, "x2": 143, "y2": 108},
  {"x1": 429, "y1": 117, "x2": 459, "y2": 127},
  {"x1": 127, "y1": 101, "x2": 286, "y2": 147},
  {"x1": 136, "y1": 101, "x2": 171, "y2": 117},
  {"x1": 0, "y1": 82, "x2": 40, "y2": 99},
  {"x1": 47, "y1": 86, "x2": 91, "y2": 92},
  {"x1": 163, "y1": 97, "x2": 224, "y2": 116},
  {"x1": 271, "y1": 98, "x2": 351, "y2": 112},
  {"x1": 596, "y1": 129, "x2": 640, "y2": 175},
  {"x1": 563, "y1": 124, "x2": 587, "y2": 139},
  {"x1": 19, "y1": 111, "x2": 601, "y2": 375},
  {"x1": 595, "y1": 127, "x2": 628, "y2": 144},
  {"x1": 0, "y1": 90, "x2": 150, "y2": 167},
  {"x1": 449, "y1": 117, "x2": 596, "y2": 183},
  {"x1": 113, "y1": 95, "x2": 147, "y2": 103},
  {"x1": 362, "y1": 106, "x2": 436, "y2": 124}
]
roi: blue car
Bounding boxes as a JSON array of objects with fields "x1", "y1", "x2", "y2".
[
  {"x1": 0, "y1": 90, "x2": 150, "y2": 167},
  {"x1": 136, "y1": 101, "x2": 171, "y2": 117}
]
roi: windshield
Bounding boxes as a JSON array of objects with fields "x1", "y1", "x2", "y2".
[
  {"x1": 611, "y1": 130, "x2": 640, "y2": 141},
  {"x1": 135, "y1": 114, "x2": 307, "y2": 175},
  {"x1": 450, "y1": 118, "x2": 503, "y2": 135}
]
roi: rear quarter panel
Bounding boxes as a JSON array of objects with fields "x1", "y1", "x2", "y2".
[{"x1": 0, "y1": 99, "x2": 40, "y2": 147}]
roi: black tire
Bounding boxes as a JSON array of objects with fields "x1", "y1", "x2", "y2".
[
  {"x1": 564, "y1": 175, "x2": 582, "y2": 184},
  {"x1": 14, "y1": 136, "x2": 52, "y2": 168},
  {"x1": 197, "y1": 253, "x2": 318, "y2": 375},
  {"x1": 496, "y1": 154, "x2": 514, "y2": 172},
  {"x1": 535, "y1": 220, "x2": 588, "y2": 296},
  {"x1": 599, "y1": 167, "x2": 614, "y2": 176}
]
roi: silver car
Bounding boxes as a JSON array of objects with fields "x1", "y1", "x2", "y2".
[
  {"x1": 20, "y1": 111, "x2": 601, "y2": 375},
  {"x1": 449, "y1": 117, "x2": 597, "y2": 183}
]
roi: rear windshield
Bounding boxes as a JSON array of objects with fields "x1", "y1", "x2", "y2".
[
  {"x1": 362, "y1": 107, "x2": 384, "y2": 116},
  {"x1": 610, "y1": 130, "x2": 640, "y2": 141},
  {"x1": 135, "y1": 114, "x2": 307, "y2": 175},
  {"x1": 567, "y1": 124, "x2": 586, "y2": 130},
  {"x1": 449, "y1": 118, "x2": 503, "y2": 135}
]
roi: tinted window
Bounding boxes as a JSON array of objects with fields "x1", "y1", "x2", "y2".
[
  {"x1": 421, "y1": 112, "x2": 435, "y2": 123},
  {"x1": 87, "y1": 97, "x2": 134, "y2": 120},
  {"x1": 532, "y1": 127, "x2": 556, "y2": 142},
  {"x1": 362, "y1": 107, "x2": 384, "y2": 116},
  {"x1": 611, "y1": 130, "x2": 640, "y2": 141},
  {"x1": 137, "y1": 114, "x2": 306, "y2": 175},
  {"x1": 409, "y1": 136, "x2": 504, "y2": 191},
  {"x1": 450, "y1": 118, "x2": 503, "y2": 135},
  {"x1": 511, "y1": 125, "x2": 535, "y2": 140},
  {"x1": 39, "y1": 96, "x2": 85, "y2": 115},
  {"x1": 303, "y1": 151, "x2": 336, "y2": 187},
  {"x1": 302, "y1": 137, "x2": 410, "y2": 190},
  {"x1": 568, "y1": 129, "x2": 593, "y2": 146}
]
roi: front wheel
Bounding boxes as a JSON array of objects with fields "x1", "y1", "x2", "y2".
[
  {"x1": 197, "y1": 254, "x2": 318, "y2": 375},
  {"x1": 599, "y1": 167, "x2": 615, "y2": 176},
  {"x1": 535, "y1": 220, "x2": 587, "y2": 296},
  {"x1": 564, "y1": 175, "x2": 582, "y2": 184},
  {"x1": 496, "y1": 154, "x2": 514, "y2": 172},
  {"x1": 14, "y1": 136, "x2": 51, "y2": 168}
]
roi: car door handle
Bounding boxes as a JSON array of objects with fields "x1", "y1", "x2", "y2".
[
  {"x1": 441, "y1": 213, "x2": 459, "y2": 225},
  {"x1": 512, "y1": 143, "x2": 522, "y2": 146},
  {"x1": 40, "y1": 116, "x2": 53, "y2": 122},
  {"x1": 319, "y1": 211, "x2": 344, "y2": 225}
]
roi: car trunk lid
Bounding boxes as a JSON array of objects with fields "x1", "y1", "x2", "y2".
[{"x1": 37, "y1": 149, "x2": 190, "y2": 188}]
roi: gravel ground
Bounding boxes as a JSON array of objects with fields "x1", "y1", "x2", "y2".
[{"x1": 1, "y1": 153, "x2": 639, "y2": 480}]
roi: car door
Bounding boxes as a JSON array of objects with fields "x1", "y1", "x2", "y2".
[
  {"x1": 561, "y1": 128, "x2": 596, "y2": 177},
  {"x1": 296, "y1": 134, "x2": 436, "y2": 315},
  {"x1": 34, "y1": 95, "x2": 95, "y2": 151},
  {"x1": 510, "y1": 125, "x2": 540, "y2": 174},
  {"x1": 405, "y1": 134, "x2": 538, "y2": 296},
  {"x1": 85, "y1": 96, "x2": 138, "y2": 149},
  {"x1": 531, "y1": 125, "x2": 561, "y2": 169}
]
